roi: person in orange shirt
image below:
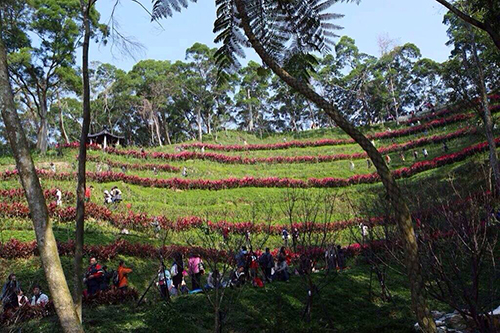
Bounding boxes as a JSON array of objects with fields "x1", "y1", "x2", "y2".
[{"x1": 117, "y1": 260, "x2": 132, "y2": 290}]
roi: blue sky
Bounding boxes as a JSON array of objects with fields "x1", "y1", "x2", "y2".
[{"x1": 89, "y1": 0, "x2": 452, "y2": 71}]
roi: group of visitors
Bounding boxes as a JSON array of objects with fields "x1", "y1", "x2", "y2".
[
  {"x1": 103, "y1": 186, "x2": 122, "y2": 204},
  {"x1": 1, "y1": 273, "x2": 49, "y2": 311},
  {"x1": 84, "y1": 258, "x2": 132, "y2": 296},
  {"x1": 154, "y1": 246, "x2": 295, "y2": 298}
]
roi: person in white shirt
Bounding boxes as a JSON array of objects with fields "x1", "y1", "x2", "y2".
[
  {"x1": 30, "y1": 285, "x2": 49, "y2": 306},
  {"x1": 55, "y1": 189, "x2": 62, "y2": 206}
]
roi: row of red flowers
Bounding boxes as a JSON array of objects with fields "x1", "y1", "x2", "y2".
[
  {"x1": 0, "y1": 238, "x2": 380, "y2": 262},
  {"x1": 177, "y1": 111, "x2": 489, "y2": 151},
  {"x1": 4, "y1": 136, "x2": 499, "y2": 190},
  {"x1": 0, "y1": 199, "x2": 388, "y2": 235},
  {"x1": 85, "y1": 126, "x2": 475, "y2": 165},
  {"x1": 0, "y1": 188, "x2": 74, "y2": 201},
  {"x1": 85, "y1": 155, "x2": 180, "y2": 172}
]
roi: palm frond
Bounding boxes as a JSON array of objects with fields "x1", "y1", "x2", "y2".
[{"x1": 151, "y1": 0, "x2": 198, "y2": 20}]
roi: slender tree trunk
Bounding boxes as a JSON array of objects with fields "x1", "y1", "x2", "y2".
[
  {"x1": 470, "y1": 32, "x2": 500, "y2": 193},
  {"x1": 388, "y1": 66, "x2": 399, "y2": 125},
  {"x1": 247, "y1": 88, "x2": 254, "y2": 131},
  {"x1": 154, "y1": 116, "x2": 163, "y2": 147},
  {"x1": 0, "y1": 36, "x2": 83, "y2": 333},
  {"x1": 196, "y1": 107, "x2": 203, "y2": 141},
  {"x1": 163, "y1": 117, "x2": 172, "y2": 145},
  {"x1": 36, "y1": 100, "x2": 49, "y2": 154},
  {"x1": 74, "y1": 0, "x2": 95, "y2": 321},
  {"x1": 58, "y1": 98, "x2": 70, "y2": 145},
  {"x1": 234, "y1": 2, "x2": 436, "y2": 331}
]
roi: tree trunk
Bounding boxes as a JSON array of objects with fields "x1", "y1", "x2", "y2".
[
  {"x1": 234, "y1": 2, "x2": 436, "y2": 331},
  {"x1": 247, "y1": 88, "x2": 254, "y2": 131},
  {"x1": 196, "y1": 107, "x2": 203, "y2": 141},
  {"x1": 163, "y1": 116, "x2": 172, "y2": 145},
  {"x1": 154, "y1": 116, "x2": 163, "y2": 147},
  {"x1": 0, "y1": 36, "x2": 83, "y2": 333},
  {"x1": 36, "y1": 101, "x2": 49, "y2": 155},
  {"x1": 74, "y1": 0, "x2": 94, "y2": 321},
  {"x1": 469, "y1": 32, "x2": 500, "y2": 193},
  {"x1": 388, "y1": 66, "x2": 399, "y2": 125},
  {"x1": 59, "y1": 99, "x2": 70, "y2": 145}
]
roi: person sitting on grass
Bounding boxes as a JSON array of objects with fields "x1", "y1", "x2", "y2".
[
  {"x1": 230, "y1": 267, "x2": 246, "y2": 287},
  {"x1": 30, "y1": 285, "x2": 49, "y2": 306},
  {"x1": 84, "y1": 257, "x2": 104, "y2": 295},
  {"x1": 103, "y1": 190, "x2": 112, "y2": 204},
  {"x1": 206, "y1": 270, "x2": 223, "y2": 290},
  {"x1": 111, "y1": 186, "x2": 122, "y2": 203},
  {"x1": 16, "y1": 289, "x2": 29, "y2": 306},
  {"x1": 117, "y1": 260, "x2": 133, "y2": 291}
]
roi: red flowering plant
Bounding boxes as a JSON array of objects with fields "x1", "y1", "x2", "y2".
[
  {"x1": 23, "y1": 136, "x2": 498, "y2": 191},
  {"x1": 87, "y1": 127, "x2": 477, "y2": 166},
  {"x1": 178, "y1": 111, "x2": 486, "y2": 152}
]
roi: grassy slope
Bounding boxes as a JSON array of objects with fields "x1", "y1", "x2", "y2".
[{"x1": 0, "y1": 109, "x2": 495, "y2": 332}]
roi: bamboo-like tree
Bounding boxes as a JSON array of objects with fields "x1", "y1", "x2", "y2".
[{"x1": 151, "y1": 0, "x2": 436, "y2": 330}]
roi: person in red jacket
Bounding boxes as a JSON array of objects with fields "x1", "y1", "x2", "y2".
[
  {"x1": 85, "y1": 257, "x2": 103, "y2": 295},
  {"x1": 117, "y1": 260, "x2": 133, "y2": 290},
  {"x1": 84, "y1": 186, "x2": 93, "y2": 202}
]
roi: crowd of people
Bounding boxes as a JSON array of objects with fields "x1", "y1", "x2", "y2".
[
  {"x1": 153, "y1": 242, "x2": 347, "y2": 299},
  {"x1": 1, "y1": 273, "x2": 49, "y2": 312},
  {"x1": 2, "y1": 241, "x2": 347, "y2": 313}
]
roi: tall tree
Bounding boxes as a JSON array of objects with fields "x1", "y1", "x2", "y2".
[
  {"x1": 435, "y1": 0, "x2": 500, "y2": 52},
  {"x1": 234, "y1": 61, "x2": 271, "y2": 131},
  {"x1": 152, "y1": 0, "x2": 437, "y2": 331},
  {"x1": 443, "y1": 10, "x2": 500, "y2": 192},
  {"x1": 74, "y1": 0, "x2": 106, "y2": 320},
  {"x1": 0, "y1": 9, "x2": 83, "y2": 332}
]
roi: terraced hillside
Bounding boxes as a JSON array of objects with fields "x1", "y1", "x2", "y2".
[{"x1": 1, "y1": 103, "x2": 499, "y2": 332}]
